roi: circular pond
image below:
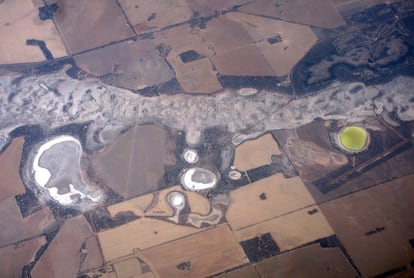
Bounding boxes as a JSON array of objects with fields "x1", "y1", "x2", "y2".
[
  {"x1": 338, "y1": 126, "x2": 369, "y2": 153},
  {"x1": 180, "y1": 167, "x2": 218, "y2": 191}
]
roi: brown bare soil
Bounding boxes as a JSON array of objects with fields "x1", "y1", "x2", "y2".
[
  {"x1": 138, "y1": 224, "x2": 247, "y2": 277},
  {"x1": 234, "y1": 205, "x2": 334, "y2": 251},
  {"x1": 320, "y1": 174, "x2": 414, "y2": 277},
  {"x1": 74, "y1": 39, "x2": 174, "y2": 90},
  {"x1": 135, "y1": 272, "x2": 156, "y2": 278},
  {"x1": 54, "y1": 0, "x2": 135, "y2": 53},
  {"x1": 0, "y1": 137, "x2": 25, "y2": 200},
  {"x1": 79, "y1": 236, "x2": 104, "y2": 272},
  {"x1": 211, "y1": 44, "x2": 274, "y2": 76},
  {"x1": 334, "y1": 0, "x2": 400, "y2": 15},
  {"x1": 114, "y1": 258, "x2": 142, "y2": 277},
  {"x1": 119, "y1": 0, "x2": 193, "y2": 34},
  {"x1": 227, "y1": 13, "x2": 317, "y2": 76},
  {"x1": 216, "y1": 265, "x2": 259, "y2": 278},
  {"x1": 153, "y1": 24, "x2": 222, "y2": 94},
  {"x1": 108, "y1": 193, "x2": 154, "y2": 218},
  {"x1": 240, "y1": 0, "x2": 345, "y2": 29},
  {"x1": 168, "y1": 57, "x2": 223, "y2": 94},
  {"x1": 201, "y1": 16, "x2": 253, "y2": 55},
  {"x1": 226, "y1": 174, "x2": 315, "y2": 230},
  {"x1": 0, "y1": 236, "x2": 46, "y2": 278},
  {"x1": 98, "y1": 217, "x2": 205, "y2": 261},
  {"x1": 100, "y1": 273, "x2": 117, "y2": 278},
  {"x1": 153, "y1": 24, "x2": 214, "y2": 59},
  {"x1": 108, "y1": 185, "x2": 211, "y2": 218},
  {"x1": 0, "y1": 197, "x2": 55, "y2": 246},
  {"x1": 90, "y1": 125, "x2": 175, "y2": 199},
  {"x1": 255, "y1": 243, "x2": 357, "y2": 277},
  {"x1": 0, "y1": 0, "x2": 67, "y2": 64},
  {"x1": 202, "y1": 16, "x2": 275, "y2": 76},
  {"x1": 233, "y1": 133, "x2": 281, "y2": 172},
  {"x1": 329, "y1": 146, "x2": 414, "y2": 201},
  {"x1": 186, "y1": 0, "x2": 251, "y2": 16},
  {"x1": 273, "y1": 121, "x2": 349, "y2": 187},
  {"x1": 31, "y1": 215, "x2": 94, "y2": 278}
]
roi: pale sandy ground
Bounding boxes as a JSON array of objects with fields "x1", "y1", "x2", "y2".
[
  {"x1": 227, "y1": 12, "x2": 318, "y2": 76},
  {"x1": 108, "y1": 185, "x2": 211, "y2": 218},
  {"x1": 138, "y1": 224, "x2": 248, "y2": 277},
  {"x1": 226, "y1": 174, "x2": 315, "y2": 230},
  {"x1": 98, "y1": 217, "x2": 206, "y2": 261},
  {"x1": 234, "y1": 205, "x2": 334, "y2": 252},
  {"x1": 113, "y1": 258, "x2": 142, "y2": 278},
  {"x1": 0, "y1": 0, "x2": 67, "y2": 64},
  {"x1": 233, "y1": 133, "x2": 281, "y2": 171}
]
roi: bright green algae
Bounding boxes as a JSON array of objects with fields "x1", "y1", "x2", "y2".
[{"x1": 339, "y1": 126, "x2": 368, "y2": 152}]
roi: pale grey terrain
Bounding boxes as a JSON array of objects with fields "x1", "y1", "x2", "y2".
[{"x1": 0, "y1": 66, "x2": 413, "y2": 152}]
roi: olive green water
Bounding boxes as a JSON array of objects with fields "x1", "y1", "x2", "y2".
[{"x1": 339, "y1": 126, "x2": 368, "y2": 152}]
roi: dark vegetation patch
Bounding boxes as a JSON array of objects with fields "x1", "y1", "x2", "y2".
[
  {"x1": 221, "y1": 170, "x2": 250, "y2": 191},
  {"x1": 47, "y1": 200, "x2": 81, "y2": 220},
  {"x1": 156, "y1": 43, "x2": 172, "y2": 57},
  {"x1": 84, "y1": 163, "x2": 124, "y2": 207},
  {"x1": 85, "y1": 208, "x2": 139, "y2": 232},
  {"x1": 38, "y1": 3, "x2": 59, "y2": 21},
  {"x1": 315, "y1": 141, "x2": 411, "y2": 194},
  {"x1": 176, "y1": 261, "x2": 191, "y2": 271},
  {"x1": 307, "y1": 208, "x2": 319, "y2": 215},
  {"x1": 219, "y1": 75, "x2": 289, "y2": 93},
  {"x1": 189, "y1": 11, "x2": 211, "y2": 29},
  {"x1": 240, "y1": 233, "x2": 280, "y2": 263},
  {"x1": 409, "y1": 238, "x2": 414, "y2": 249},
  {"x1": 373, "y1": 265, "x2": 408, "y2": 278},
  {"x1": 163, "y1": 166, "x2": 183, "y2": 187},
  {"x1": 137, "y1": 78, "x2": 182, "y2": 97},
  {"x1": 137, "y1": 32, "x2": 154, "y2": 40},
  {"x1": 179, "y1": 50, "x2": 204, "y2": 63},
  {"x1": 162, "y1": 131, "x2": 186, "y2": 187},
  {"x1": 291, "y1": 2, "x2": 414, "y2": 95},
  {"x1": 267, "y1": 35, "x2": 282, "y2": 44},
  {"x1": 202, "y1": 126, "x2": 232, "y2": 148},
  {"x1": 147, "y1": 12, "x2": 156, "y2": 21},
  {"x1": 26, "y1": 39, "x2": 53, "y2": 60},
  {"x1": 365, "y1": 226, "x2": 385, "y2": 236},
  {"x1": 401, "y1": 14, "x2": 414, "y2": 38},
  {"x1": 11, "y1": 124, "x2": 45, "y2": 170},
  {"x1": 1, "y1": 58, "x2": 86, "y2": 80},
  {"x1": 349, "y1": 84, "x2": 363, "y2": 94},
  {"x1": 15, "y1": 190, "x2": 42, "y2": 218},
  {"x1": 50, "y1": 122, "x2": 91, "y2": 151},
  {"x1": 275, "y1": 151, "x2": 300, "y2": 178},
  {"x1": 247, "y1": 164, "x2": 280, "y2": 183}
]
